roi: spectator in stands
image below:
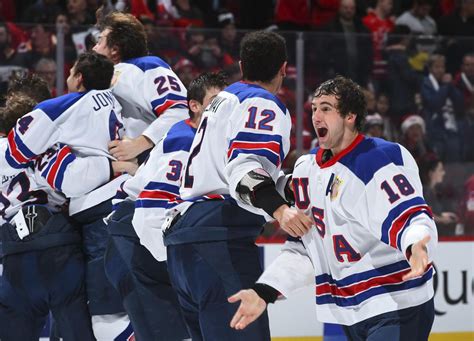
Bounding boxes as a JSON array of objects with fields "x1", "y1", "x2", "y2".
[
  {"x1": 362, "y1": 0, "x2": 395, "y2": 81},
  {"x1": 186, "y1": 29, "x2": 232, "y2": 70},
  {"x1": 0, "y1": 22, "x2": 29, "y2": 94},
  {"x1": 399, "y1": 114, "x2": 432, "y2": 163},
  {"x1": 22, "y1": 23, "x2": 57, "y2": 69},
  {"x1": 34, "y1": 57, "x2": 57, "y2": 96},
  {"x1": 437, "y1": 0, "x2": 474, "y2": 74},
  {"x1": 54, "y1": 12, "x2": 78, "y2": 64},
  {"x1": 157, "y1": 0, "x2": 205, "y2": 28},
  {"x1": 274, "y1": 0, "x2": 311, "y2": 30},
  {"x1": 421, "y1": 53, "x2": 464, "y2": 162},
  {"x1": 395, "y1": 0, "x2": 437, "y2": 35},
  {"x1": 438, "y1": 0, "x2": 474, "y2": 36},
  {"x1": 21, "y1": 0, "x2": 63, "y2": 24},
  {"x1": 174, "y1": 57, "x2": 197, "y2": 88},
  {"x1": 312, "y1": 0, "x2": 340, "y2": 28},
  {"x1": 67, "y1": 0, "x2": 95, "y2": 31},
  {"x1": 364, "y1": 113, "x2": 385, "y2": 138},
  {"x1": 363, "y1": 87, "x2": 376, "y2": 115},
  {"x1": 459, "y1": 100, "x2": 474, "y2": 161},
  {"x1": 320, "y1": 0, "x2": 373, "y2": 87},
  {"x1": 420, "y1": 152, "x2": 458, "y2": 236},
  {"x1": 375, "y1": 92, "x2": 398, "y2": 141},
  {"x1": 385, "y1": 25, "x2": 422, "y2": 124},
  {"x1": 457, "y1": 175, "x2": 474, "y2": 235},
  {"x1": 454, "y1": 52, "x2": 474, "y2": 108},
  {"x1": 141, "y1": 18, "x2": 181, "y2": 61},
  {"x1": 217, "y1": 10, "x2": 239, "y2": 60}
]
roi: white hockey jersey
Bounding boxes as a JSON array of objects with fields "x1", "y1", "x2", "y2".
[
  {"x1": 259, "y1": 135, "x2": 438, "y2": 325},
  {"x1": 0, "y1": 90, "x2": 126, "y2": 214},
  {"x1": 179, "y1": 82, "x2": 292, "y2": 215},
  {"x1": 112, "y1": 56, "x2": 189, "y2": 143},
  {"x1": 0, "y1": 139, "x2": 112, "y2": 225},
  {"x1": 112, "y1": 119, "x2": 196, "y2": 260}
]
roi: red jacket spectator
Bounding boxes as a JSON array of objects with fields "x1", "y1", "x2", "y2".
[
  {"x1": 311, "y1": 0, "x2": 340, "y2": 28},
  {"x1": 459, "y1": 175, "x2": 474, "y2": 235},
  {"x1": 363, "y1": 1, "x2": 395, "y2": 78},
  {"x1": 275, "y1": 0, "x2": 312, "y2": 29}
]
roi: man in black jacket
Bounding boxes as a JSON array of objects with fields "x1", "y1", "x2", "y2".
[{"x1": 319, "y1": 0, "x2": 373, "y2": 87}]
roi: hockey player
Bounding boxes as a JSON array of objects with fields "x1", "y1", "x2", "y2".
[
  {"x1": 0, "y1": 93, "x2": 97, "y2": 341},
  {"x1": 93, "y1": 11, "x2": 188, "y2": 162},
  {"x1": 163, "y1": 31, "x2": 313, "y2": 341},
  {"x1": 229, "y1": 76, "x2": 438, "y2": 341},
  {"x1": 104, "y1": 72, "x2": 227, "y2": 340},
  {"x1": 0, "y1": 52, "x2": 135, "y2": 339}
]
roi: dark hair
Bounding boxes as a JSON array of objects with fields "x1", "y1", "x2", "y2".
[
  {"x1": 419, "y1": 152, "x2": 440, "y2": 185},
  {"x1": 313, "y1": 75, "x2": 367, "y2": 131},
  {"x1": 240, "y1": 31, "x2": 287, "y2": 83},
  {"x1": 415, "y1": 0, "x2": 434, "y2": 6},
  {"x1": 0, "y1": 113, "x2": 7, "y2": 136},
  {"x1": 98, "y1": 12, "x2": 148, "y2": 61},
  {"x1": 386, "y1": 25, "x2": 411, "y2": 46},
  {"x1": 187, "y1": 72, "x2": 228, "y2": 118},
  {"x1": 7, "y1": 74, "x2": 51, "y2": 103},
  {"x1": 427, "y1": 53, "x2": 445, "y2": 69},
  {"x1": 74, "y1": 52, "x2": 114, "y2": 90},
  {"x1": 2, "y1": 93, "x2": 38, "y2": 132}
]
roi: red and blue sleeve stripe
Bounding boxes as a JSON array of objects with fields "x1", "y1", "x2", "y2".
[
  {"x1": 228, "y1": 132, "x2": 285, "y2": 167},
  {"x1": 151, "y1": 94, "x2": 188, "y2": 117},
  {"x1": 315, "y1": 260, "x2": 433, "y2": 307},
  {"x1": 5, "y1": 128, "x2": 37, "y2": 169},
  {"x1": 40, "y1": 145, "x2": 76, "y2": 191},
  {"x1": 135, "y1": 182, "x2": 180, "y2": 209},
  {"x1": 380, "y1": 196, "x2": 433, "y2": 251}
]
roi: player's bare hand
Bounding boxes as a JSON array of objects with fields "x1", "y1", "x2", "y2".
[
  {"x1": 273, "y1": 205, "x2": 312, "y2": 237},
  {"x1": 403, "y1": 235, "x2": 430, "y2": 281},
  {"x1": 109, "y1": 135, "x2": 153, "y2": 161},
  {"x1": 112, "y1": 159, "x2": 138, "y2": 176},
  {"x1": 228, "y1": 289, "x2": 267, "y2": 330}
]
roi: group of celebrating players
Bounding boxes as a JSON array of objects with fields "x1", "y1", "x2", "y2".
[{"x1": 0, "y1": 9, "x2": 437, "y2": 341}]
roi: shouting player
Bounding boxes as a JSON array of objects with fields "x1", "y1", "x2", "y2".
[{"x1": 229, "y1": 76, "x2": 438, "y2": 341}]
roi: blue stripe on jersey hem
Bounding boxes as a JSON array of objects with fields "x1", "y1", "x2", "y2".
[
  {"x1": 123, "y1": 56, "x2": 170, "y2": 72},
  {"x1": 316, "y1": 267, "x2": 433, "y2": 307},
  {"x1": 135, "y1": 199, "x2": 169, "y2": 208},
  {"x1": 35, "y1": 92, "x2": 87, "y2": 121},
  {"x1": 151, "y1": 93, "x2": 187, "y2": 109},
  {"x1": 229, "y1": 131, "x2": 285, "y2": 162},
  {"x1": 315, "y1": 260, "x2": 411, "y2": 287},
  {"x1": 224, "y1": 82, "x2": 287, "y2": 114},
  {"x1": 381, "y1": 197, "x2": 427, "y2": 244},
  {"x1": 143, "y1": 181, "x2": 180, "y2": 193},
  {"x1": 229, "y1": 149, "x2": 280, "y2": 167}
]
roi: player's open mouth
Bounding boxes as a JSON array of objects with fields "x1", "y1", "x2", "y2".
[{"x1": 317, "y1": 127, "x2": 328, "y2": 138}]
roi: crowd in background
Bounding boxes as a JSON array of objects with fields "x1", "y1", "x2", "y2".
[{"x1": 1, "y1": 0, "x2": 473, "y2": 237}]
